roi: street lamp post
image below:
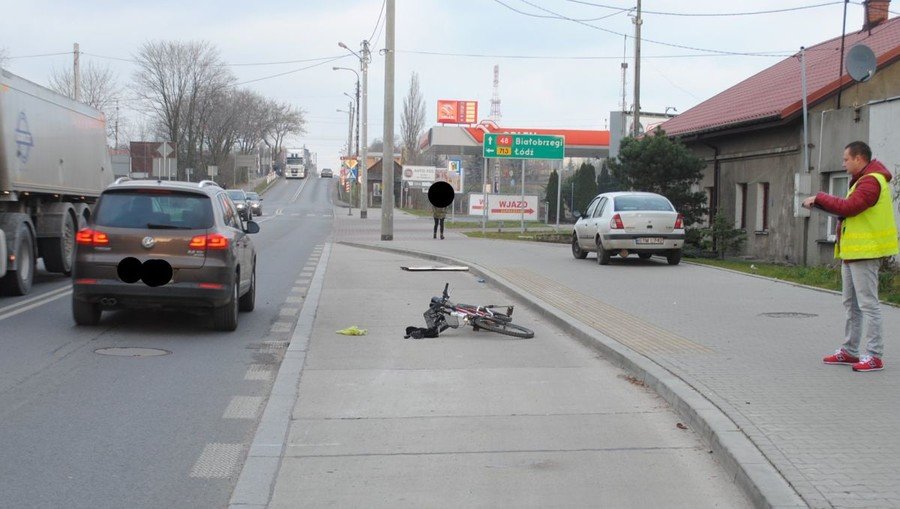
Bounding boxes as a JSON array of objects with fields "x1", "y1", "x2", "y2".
[{"x1": 338, "y1": 40, "x2": 371, "y2": 218}]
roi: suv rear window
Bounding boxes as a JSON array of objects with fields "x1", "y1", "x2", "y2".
[
  {"x1": 93, "y1": 190, "x2": 215, "y2": 229},
  {"x1": 614, "y1": 195, "x2": 674, "y2": 212}
]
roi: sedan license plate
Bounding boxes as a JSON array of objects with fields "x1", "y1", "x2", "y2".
[{"x1": 636, "y1": 237, "x2": 664, "y2": 245}]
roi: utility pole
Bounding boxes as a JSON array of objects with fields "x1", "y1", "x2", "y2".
[
  {"x1": 360, "y1": 40, "x2": 370, "y2": 218},
  {"x1": 381, "y1": 0, "x2": 395, "y2": 240},
  {"x1": 632, "y1": 0, "x2": 642, "y2": 138},
  {"x1": 73, "y1": 43, "x2": 81, "y2": 103}
]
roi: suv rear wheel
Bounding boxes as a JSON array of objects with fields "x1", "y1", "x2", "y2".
[
  {"x1": 213, "y1": 278, "x2": 239, "y2": 331},
  {"x1": 239, "y1": 264, "x2": 256, "y2": 312}
]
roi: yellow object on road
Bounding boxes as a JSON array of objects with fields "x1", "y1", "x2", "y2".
[{"x1": 336, "y1": 326, "x2": 368, "y2": 336}]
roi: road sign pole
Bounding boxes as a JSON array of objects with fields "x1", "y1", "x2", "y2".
[
  {"x1": 520, "y1": 159, "x2": 525, "y2": 234},
  {"x1": 555, "y1": 161, "x2": 562, "y2": 230},
  {"x1": 481, "y1": 158, "x2": 487, "y2": 236}
]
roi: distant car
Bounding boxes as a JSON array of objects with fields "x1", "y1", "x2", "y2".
[
  {"x1": 72, "y1": 178, "x2": 260, "y2": 331},
  {"x1": 226, "y1": 189, "x2": 252, "y2": 221},
  {"x1": 320, "y1": 168, "x2": 333, "y2": 178},
  {"x1": 571, "y1": 192, "x2": 684, "y2": 265},
  {"x1": 246, "y1": 191, "x2": 262, "y2": 216}
]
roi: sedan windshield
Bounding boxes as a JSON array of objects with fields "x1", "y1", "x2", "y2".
[
  {"x1": 227, "y1": 190, "x2": 246, "y2": 200},
  {"x1": 614, "y1": 195, "x2": 674, "y2": 212}
]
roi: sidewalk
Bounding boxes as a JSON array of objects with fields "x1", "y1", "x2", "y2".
[
  {"x1": 324, "y1": 208, "x2": 900, "y2": 508},
  {"x1": 257, "y1": 242, "x2": 751, "y2": 508}
]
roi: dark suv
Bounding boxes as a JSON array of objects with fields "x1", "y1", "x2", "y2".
[{"x1": 72, "y1": 178, "x2": 259, "y2": 331}]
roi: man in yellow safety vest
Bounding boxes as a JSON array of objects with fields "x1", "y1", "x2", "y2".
[{"x1": 804, "y1": 141, "x2": 898, "y2": 372}]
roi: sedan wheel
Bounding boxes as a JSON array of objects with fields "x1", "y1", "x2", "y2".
[
  {"x1": 666, "y1": 250, "x2": 682, "y2": 266},
  {"x1": 571, "y1": 234, "x2": 587, "y2": 259},
  {"x1": 596, "y1": 238, "x2": 611, "y2": 265}
]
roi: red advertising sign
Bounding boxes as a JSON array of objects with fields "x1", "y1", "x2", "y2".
[{"x1": 437, "y1": 100, "x2": 478, "y2": 124}]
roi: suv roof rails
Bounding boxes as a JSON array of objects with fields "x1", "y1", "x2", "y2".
[
  {"x1": 113, "y1": 177, "x2": 132, "y2": 185},
  {"x1": 198, "y1": 180, "x2": 222, "y2": 188}
]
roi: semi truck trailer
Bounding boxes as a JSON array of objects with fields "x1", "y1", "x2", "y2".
[{"x1": 0, "y1": 69, "x2": 113, "y2": 295}]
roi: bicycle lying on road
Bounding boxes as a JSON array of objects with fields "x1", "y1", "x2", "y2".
[{"x1": 421, "y1": 283, "x2": 534, "y2": 339}]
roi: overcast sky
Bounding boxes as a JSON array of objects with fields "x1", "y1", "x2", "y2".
[{"x1": 1, "y1": 1, "x2": 877, "y2": 172}]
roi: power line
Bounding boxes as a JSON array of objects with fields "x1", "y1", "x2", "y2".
[
  {"x1": 369, "y1": 0, "x2": 387, "y2": 42},
  {"x1": 491, "y1": 0, "x2": 631, "y2": 21},
  {"x1": 83, "y1": 51, "x2": 347, "y2": 67},
  {"x1": 564, "y1": 0, "x2": 846, "y2": 17},
  {"x1": 7, "y1": 51, "x2": 71, "y2": 59},
  {"x1": 505, "y1": 0, "x2": 797, "y2": 56},
  {"x1": 234, "y1": 56, "x2": 348, "y2": 86},
  {"x1": 396, "y1": 49, "x2": 787, "y2": 59}
]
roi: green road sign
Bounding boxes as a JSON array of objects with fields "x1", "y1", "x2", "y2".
[{"x1": 483, "y1": 133, "x2": 565, "y2": 160}]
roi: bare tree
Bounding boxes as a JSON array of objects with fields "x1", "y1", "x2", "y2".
[
  {"x1": 400, "y1": 72, "x2": 426, "y2": 164},
  {"x1": 49, "y1": 61, "x2": 121, "y2": 142},
  {"x1": 132, "y1": 40, "x2": 234, "y2": 178},
  {"x1": 202, "y1": 89, "x2": 241, "y2": 170},
  {"x1": 264, "y1": 100, "x2": 307, "y2": 160},
  {"x1": 234, "y1": 91, "x2": 270, "y2": 154}
]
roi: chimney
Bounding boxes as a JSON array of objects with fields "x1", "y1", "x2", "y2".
[{"x1": 864, "y1": 0, "x2": 890, "y2": 30}]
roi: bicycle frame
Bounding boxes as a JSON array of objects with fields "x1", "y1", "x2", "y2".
[{"x1": 425, "y1": 283, "x2": 514, "y2": 331}]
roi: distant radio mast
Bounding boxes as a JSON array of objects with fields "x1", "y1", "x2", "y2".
[{"x1": 490, "y1": 64, "x2": 502, "y2": 121}]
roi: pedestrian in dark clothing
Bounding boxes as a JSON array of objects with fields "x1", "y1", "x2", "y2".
[
  {"x1": 804, "y1": 141, "x2": 899, "y2": 372},
  {"x1": 432, "y1": 204, "x2": 447, "y2": 239}
]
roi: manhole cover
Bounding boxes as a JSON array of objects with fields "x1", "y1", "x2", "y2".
[
  {"x1": 759, "y1": 312, "x2": 818, "y2": 319},
  {"x1": 94, "y1": 347, "x2": 171, "y2": 357}
]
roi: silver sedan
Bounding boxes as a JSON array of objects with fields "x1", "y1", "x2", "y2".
[{"x1": 571, "y1": 191, "x2": 685, "y2": 265}]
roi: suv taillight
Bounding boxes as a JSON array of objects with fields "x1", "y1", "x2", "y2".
[
  {"x1": 610, "y1": 214, "x2": 624, "y2": 229},
  {"x1": 76, "y1": 228, "x2": 109, "y2": 246},
  {"x1": 190, "y1": 233, "x2": 229, "y2": 250},
  {"x1": 674, "y1": 213, "x2": 684, "y2": 229}
]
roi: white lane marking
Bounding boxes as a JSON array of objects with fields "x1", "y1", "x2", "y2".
[
  {"x1": 244, "y1": 365, "x2": 274, "y2": 381},
  {"x1": 270, "y1": 321, "x2": 292, "y2": 333},
  {"x1": 290, "y1": 178, "x2": 309, "y2": 203},
  {"x1": 0, "y1": 288, "x2": 73, "y2": 322},
  {"x1": 190, "y1": 443, "x2": 243, "y2": 478},
  {"x1": 279, "y1": 307, "x2": 300, "y2": 317},
  {"x1": 222, "y1": 396, "x2": 264, "y2": 419},
  {"x1": 285, "y1": 296, "x2": 304, "y2": 304},
  {"x1": 289, "y1": 286, "x2": 305, "y2": 294}
]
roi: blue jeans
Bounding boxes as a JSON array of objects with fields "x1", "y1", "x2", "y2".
[{"x1": 841, "y1": 259, "x2": 884, "y2": 358}]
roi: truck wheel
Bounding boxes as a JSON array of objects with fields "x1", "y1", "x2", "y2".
[
  {"x1": 0, "y1": 223, "x2": 35, "y2": 296},
  {"x1": 72, "y1": 297, "x2": 101, "y2": 325},
  {"x1": 41, "y1": 211, "x2": 77, "y2": 275}
]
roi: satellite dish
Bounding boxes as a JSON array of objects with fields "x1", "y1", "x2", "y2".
[{"x1": 846, "y1": 44, "x2": 877, "y2": 82}]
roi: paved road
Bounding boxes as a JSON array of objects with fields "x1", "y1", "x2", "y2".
[{"x1": 0, "y1": 176, "x2": 332, "y2": 508}]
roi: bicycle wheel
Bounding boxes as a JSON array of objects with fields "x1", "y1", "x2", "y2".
[{"x1": 472, "y1": 317, "x2": 534, "y2": 339}]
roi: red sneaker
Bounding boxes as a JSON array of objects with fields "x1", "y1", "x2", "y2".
[
  {"x1": 823, "y1": 349, "x2": 859, "y2": 365},
  {"x1": 852, "y1": 356, "x2": 884, "y2": 372}
]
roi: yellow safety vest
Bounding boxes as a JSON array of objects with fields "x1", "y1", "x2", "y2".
[{"x1": 836, "y1": 172, "x2": 899, "y2": 260}]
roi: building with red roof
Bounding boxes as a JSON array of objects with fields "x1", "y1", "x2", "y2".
[{"x1": 660, "y1": 2, "x2": 900, "y2": 265}]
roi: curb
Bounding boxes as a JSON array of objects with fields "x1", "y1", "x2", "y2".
[
  {"x1": 228, "y1": 243, "x2": 332, "y2": 508},
  {"x1": 338, "y1": 240, "x2": 807, "y2": 509}
]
